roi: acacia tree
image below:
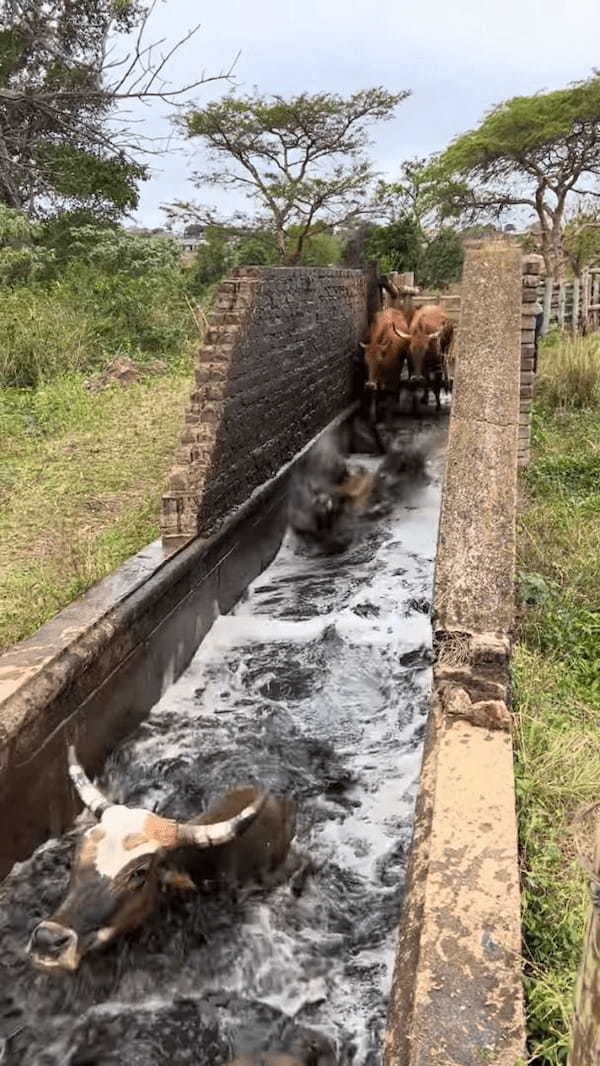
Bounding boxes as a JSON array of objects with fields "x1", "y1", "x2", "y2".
[
  {"x1": 424, "y1": 73, "x2": 600, "y2": 277},
  {"x1": 168, "y1": 88, "x2": 409, "y2": 264},
  {"x1": 0, "y1": 0, "x2": 234, "y2": 217}
]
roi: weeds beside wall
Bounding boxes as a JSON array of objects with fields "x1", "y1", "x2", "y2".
[{"x1": 514, "y1": 333, "x2": 600, "y2": 1066}]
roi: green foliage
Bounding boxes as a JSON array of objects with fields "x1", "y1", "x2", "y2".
[
  {"x1": 189, "y1": 228, "x2": 234, "y2": 289},
  {"x1": 0, "y1": 222, "x2": 194, "y2": 387},
  {"x1": 427, "y1": 73, "x2": 600, "y2": 273},
  {"x1": 37, "y1": 144, "x2": 146, "y2": 218},
  {"x1": 536, "y1": 333, "x2": 600, "y2": 410},
  {"x1": 439, "y1": 75, "x2": 600, "y2": 176},
  {"x1": 563, "y1": 211, "x2": 600, "y2": 275},
  {"x1": 515, "y1": 393, "x2": 600, "y2": 1064},
  {"x1": 366, "y1": 217, "x2": 422, "y2": 273},
  {"x1": 0, "y1": 205, "x2": 52, "y2": 283},
  {"x1": 188, "y1": 223, "x2": 342, "y2": 291},
  {"x1": 0, "y1": 0, "x2": 148, "y2": 215},
  {"x1": 418, "y1": 227, "x2": 464, "y2": 288},
  {"x1": 175, "y1": 88, "x2": 408, "y2": 264}
]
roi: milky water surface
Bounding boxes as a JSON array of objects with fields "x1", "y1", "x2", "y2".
[{"x1": 0, "y1": 420, "x2": 446, "y2": 1066}]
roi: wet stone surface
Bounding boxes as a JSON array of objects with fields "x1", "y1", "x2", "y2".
[{"x1": 0, "y1": 419, "x2": 446, "y2": 1066}]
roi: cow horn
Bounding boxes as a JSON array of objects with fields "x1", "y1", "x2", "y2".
[
  {"x1": 393, "y1": 325, "x2": 411, "y2": 340},
  {"x1": 359, "y1": 342, "x2": 367, "y2": 349},
  {"x1": 68, "y1": 746, "x2": 111, "y2": 818},
  {"x1": 174, "y1": 791, "x2": 268, "y2": 848},
  {"x1": 428, "y1": 329, "x2": 442, "y2": 340}
]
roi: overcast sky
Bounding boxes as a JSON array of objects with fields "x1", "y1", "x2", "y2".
[{"x1": 125, "y1": 0, "x2": 600, "y2": 229}]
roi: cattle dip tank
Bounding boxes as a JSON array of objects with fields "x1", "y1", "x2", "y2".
[{"x1": 0, "y1": 412, "x2": 448, "y2": 1066}]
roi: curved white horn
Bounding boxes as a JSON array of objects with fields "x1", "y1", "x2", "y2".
[
  {"x1": 428, "y1": 329, "x2": 442, "y2": 340},
  {"x1": 393, "y1": 325, "x2": 411, "y2": 340},
  {"x1": 359, "y1": 342, "x2": 368, "y2": 349},
  {"x1": 68, "y1": 746, "x2": 111, "y2": 818},
  {"x1": 175, "y1": 791, "x2": 268, "y2": 848}
]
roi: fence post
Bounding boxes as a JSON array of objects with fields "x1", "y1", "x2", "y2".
[
  {"x1": 572, "y1": 278, "x2": 581, "y2": 335},
  {"x1": 568, "y1": 817, "x2": 600, "y2": 1066},
  {"x1": 558, "y1": 280, "x2": 566, "y2": 329},
  {"x1": 542, "y1": 276, "x2": 553, "y2": 335},
  {"x1": 582, "y1": 269, "x2": 590, "y2": 332}
]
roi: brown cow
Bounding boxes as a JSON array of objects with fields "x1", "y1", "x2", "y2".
[
  {"x1": 27, "y1": 748, "x2": 296, "y2": 974},
  {"x1": 393, "y1": 304, "x2": 454, "y2": 411},
  {"x1": 359, "y1": 308, "x2": 411, "y2": 420}
]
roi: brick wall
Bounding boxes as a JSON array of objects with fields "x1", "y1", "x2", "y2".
[
  {"x1": 161, "y1": 266, "x2": 368, "y2": 544},
  {"x1": 520, "y1": 255, "x2": 543, "y2": 467}
]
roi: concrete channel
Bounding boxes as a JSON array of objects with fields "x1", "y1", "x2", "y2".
[{"x1": 0, "y1": 243, "x2": 529, "y2": 1066}]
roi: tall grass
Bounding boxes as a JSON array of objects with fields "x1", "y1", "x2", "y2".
[
  {"x1": 537, "y1": 332, "x2": 600, "y2": 411},
  {"x1": 0, "y1": 264, "x2": 197, "y2": 388},
  {"x1": 515, "y1": 390, "x2": 600, "y2": 1065}
]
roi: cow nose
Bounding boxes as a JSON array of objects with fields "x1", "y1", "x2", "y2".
[
  {"x1": 30, "y1": 923, "x2": 74, "y2": 956},
  {"x1": 409, "y1": 373, "x2": 425, "y2": 385}
]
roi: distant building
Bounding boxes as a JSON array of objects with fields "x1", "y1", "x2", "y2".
[{"x1": 176, "y1": 234, "x2": 205, "y2": 254}]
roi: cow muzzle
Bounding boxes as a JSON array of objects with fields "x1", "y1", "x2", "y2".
[
  {"x1": 409, "y1": 373, "x2": 425, "y2": 386},
  {"x1": 28, "y1": 920, "x2": 80, "y2": 973}
]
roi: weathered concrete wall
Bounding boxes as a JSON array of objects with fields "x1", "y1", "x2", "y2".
[
  {"x1": 161, "y1": 267, "x2": 368, "y2": 544},
  {"x1": 384, "y1": 242, "x2": 526, "y2": 1066}
]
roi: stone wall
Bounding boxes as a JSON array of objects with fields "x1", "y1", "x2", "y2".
[
  {"x1": 520, "y1": 254, "x2": 544, "y2": 466},
  {"x1": 161, "y1": 267, "x2": 368, "y2": 544}
]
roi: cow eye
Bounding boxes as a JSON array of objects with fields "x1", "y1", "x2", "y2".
[{"x1": 128, "y1": 865, "x2": 150, "y2": 887}]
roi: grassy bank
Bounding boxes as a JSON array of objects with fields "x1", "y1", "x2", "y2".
[
  {"x1": 0, "y1": 364, "x2": 191, "y2": 653},
  {"x1": 514, "y1": 333, "x2": 600, "y2": 1065}
]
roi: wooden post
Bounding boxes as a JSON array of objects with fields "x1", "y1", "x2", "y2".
[
  {"x1": 568, "y1": 818, "x2": 600, "y2": 1065},
  {"x1": 542, "y1": 277, "x2": 553, "y2": 335},
  {"x1": 558, "y1": 280, "x2": 566, "y2": 329},
  {"x1": 572, "y1": 278, "x2": 581, "y2": 335},
  {"x1": 582, "y1": 269, "x2": 590, "y2": 332}
]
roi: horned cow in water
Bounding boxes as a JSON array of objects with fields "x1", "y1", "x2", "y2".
[
  {"x1": 394, "y1": 304, "x2": 454, "y2": 411},
  {"x1": 288, "y1": 430, "x2": 435, "y2": 555},
  {"x1": 27, "y1": 748, "x2": 296, "y2": 974}
]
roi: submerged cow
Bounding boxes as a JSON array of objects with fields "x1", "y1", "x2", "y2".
[
  {"x1": 288, "y1": 431, "x2": 435, "y2": 554},
  {"x1": 393, "y1": 304, "x2": 454, "y2": 411},
  {"x1": 27, "y1": 748, "x2": 296, "y2": 974}
]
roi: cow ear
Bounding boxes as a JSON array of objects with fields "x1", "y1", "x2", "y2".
[{"x1": 159, "y1": 868, "x2": 196, "y2": 892}]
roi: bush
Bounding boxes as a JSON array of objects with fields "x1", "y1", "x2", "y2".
[
  {"x1": 0, "y1": 224, "x2": 195, "y2": 387},
  {"x1": 537, "y1": 334, "x2": 600, "y2": 411}
]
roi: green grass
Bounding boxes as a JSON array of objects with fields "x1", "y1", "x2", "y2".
[
  {"x1": 514, "y1": 345, "x2": 600, "y2": 1065},
  {"x1": 0, "y1": 364, "x2": 191, "y2": 652}
]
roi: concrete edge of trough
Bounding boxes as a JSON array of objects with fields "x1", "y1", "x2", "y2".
[
  {"x1": 384, "y1": 242, "x2": 527, "y2": 1066},
  {"x1": 0, "y1": 404, "x2": 356, "y2": 879}
]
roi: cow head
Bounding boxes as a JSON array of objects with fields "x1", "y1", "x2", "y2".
[
  {"x1": 27, "y1": 748, "x2": 265, "y2": 974},
  {"x1": 393, "y1": 322, "x2": 442, "y2": 385}
]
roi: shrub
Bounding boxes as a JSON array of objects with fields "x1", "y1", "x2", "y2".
[{"x1": 537, "y1": 334, "x2": 600, "y2": 411}]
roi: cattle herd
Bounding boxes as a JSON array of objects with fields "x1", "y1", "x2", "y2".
[
  {"x1": 361, "y1": 290, "x2": 455, "y2": 421},
  {"x1": 24, "y1": 295, "x2": 451, "y2": 1066}
]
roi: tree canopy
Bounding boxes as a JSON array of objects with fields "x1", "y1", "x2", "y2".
[
  {"x1": 169, "y1": 87, "x2": 409, "y2": 264},
  {"x1": 425, "y1": 73, "x2": 600, "y2": 275},
  {"x1": 0, "y1": 0, "x2": 233, "y2": 218}
]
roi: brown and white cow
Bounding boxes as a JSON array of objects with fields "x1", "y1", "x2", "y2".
[
  {"x1": 359, "y1": 308, "x2": 411, "y2": 421},
  {"x1": 393, "y1": 304, "x2": 454, "y2": 411},
  {"x1": 27, "y1": 748, "x2": 296, "y2": 974}
]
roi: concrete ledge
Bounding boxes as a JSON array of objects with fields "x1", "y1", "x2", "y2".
[
  {"x1": 384, "y1": 243, "x2": 526, "y2": 1065},
  {"x1": 0, "y1": 407, "x2": 354, "y2": 879}
]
